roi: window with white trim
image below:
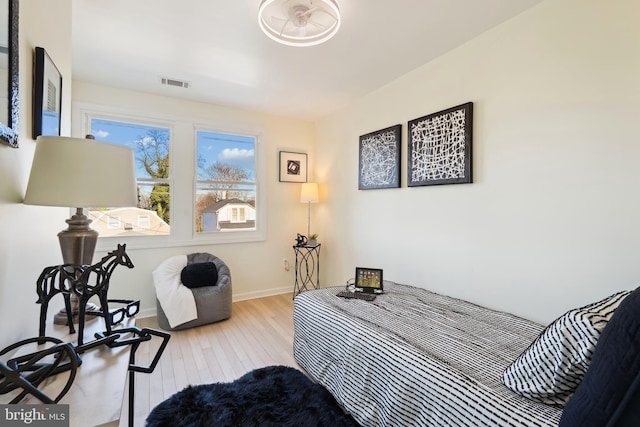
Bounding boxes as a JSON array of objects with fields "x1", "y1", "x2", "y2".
[
  {"x1": 78, "y1": 104, "x2": 266, "y2": 248},
  {"x1": 195, "y1": 130, "x2": 257, "y2": 233},
  {"x1": 88, "y1": 117, "x2": 171, "y2": 237}
]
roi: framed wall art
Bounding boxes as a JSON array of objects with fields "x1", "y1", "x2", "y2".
[
  {"x1": 407, "y1": 102, "x2": 473, "y2": 187},
  {"x1": 0, "y1": 0, "x2": 20, "y2": 148},
  {"x1": 279, "y1": 151, "x2": 308, "y2": 183},
  {"x1": 358, "y1": 124, "x2": 402, "y2": 190},
  {"x1": 33, "y1": 46, "x2": 62, "y2": 138}
]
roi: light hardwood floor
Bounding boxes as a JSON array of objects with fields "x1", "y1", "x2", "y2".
[{"x1": 119, "y1": 293, "x2": 298, "y2": 427}]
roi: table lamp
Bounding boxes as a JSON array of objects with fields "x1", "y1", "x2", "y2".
[{"x1": 24, "y1": 135, "x2": 137, "y2": 322}]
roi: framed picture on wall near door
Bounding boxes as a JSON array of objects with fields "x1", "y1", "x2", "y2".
[{"x1": 33, "y1": 47, "x2": 62, "y2": 138}]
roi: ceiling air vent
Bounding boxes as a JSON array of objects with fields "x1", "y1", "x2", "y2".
[{"x1": 160, "y1": 77, "x2": 191, "y2": 89}]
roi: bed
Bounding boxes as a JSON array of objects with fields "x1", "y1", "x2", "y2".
[{"x1": 293, "y1": 281, "x2": 640, "y2": 427}]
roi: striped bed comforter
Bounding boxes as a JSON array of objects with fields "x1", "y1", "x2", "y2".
[{"x1": 293, "y1": 282, "x2": 562, "y2": 427}]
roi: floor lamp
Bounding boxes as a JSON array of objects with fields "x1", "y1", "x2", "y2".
[
  {"x1": 300, "y1": 182, "x2": 319, "y2": 239},
  {"x1": 24, "y1": 135, "x2": 137, "y2": 324}
]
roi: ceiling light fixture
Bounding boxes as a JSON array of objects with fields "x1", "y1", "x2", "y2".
[{"x1": 258, "y1": 0, "x2": 341, "y2": 47}]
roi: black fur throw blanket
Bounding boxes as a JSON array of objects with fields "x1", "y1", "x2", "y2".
[{"x1": 145, "y1": 365, "x2": 359, "y2": 427}]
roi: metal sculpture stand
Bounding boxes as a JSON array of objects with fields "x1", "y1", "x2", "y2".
[
  {"x1": 0, "y1": 327, "x2": 170, "y2": 427},
  {"x1": 2, "y1": 243, "x2": 173, "y2": 425},
  {"x1": 0, "y1": 337, "x2": 79, "y2": 404},
  {"x1": 36, "y1": 244, "x2": 134, "y2": 345},
  {"x1": 95, "y1": 327, "x2": 171, "y2": 427}
]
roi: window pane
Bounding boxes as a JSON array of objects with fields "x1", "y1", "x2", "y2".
[
  {"x1": 89, "y1": 118, "x2": 171, "y2": 237},
  {"x1": 138, "y1": 215, "x2": 150, "y2": 229},
  {"x1": 107, "y1": 216, "x2": 121, "y2": 229},
  {"x1": 195, "y1": 130, "x2": 256, "y2": 233}
]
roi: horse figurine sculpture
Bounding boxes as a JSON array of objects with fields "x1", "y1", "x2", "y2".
[{"x1": 36, "y1": 244, "x2": 134, "y2": 345}]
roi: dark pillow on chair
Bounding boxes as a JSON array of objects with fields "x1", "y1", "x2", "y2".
[
  {"x1": 180, "y1": 262, "x2": 218, "y2": 289},
  {"x1": 559, "y1": 286, "x2": 640, "y2": 427}
]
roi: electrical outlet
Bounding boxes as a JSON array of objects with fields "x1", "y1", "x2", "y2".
[{"x1": 283, "y1": 258, "x2": 290, "y2": 271}]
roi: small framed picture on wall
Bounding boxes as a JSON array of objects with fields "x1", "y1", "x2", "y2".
[
  {"x1": 279, "y1": 151, "x2": 308, "y2": 183},
  {"x1": 33, "y1": 47, "x2": 62, "y2": 138}
]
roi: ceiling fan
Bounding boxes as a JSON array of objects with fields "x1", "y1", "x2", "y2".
[{"x1": 258, "y1": 0, "x2": 341, "y2": 47}]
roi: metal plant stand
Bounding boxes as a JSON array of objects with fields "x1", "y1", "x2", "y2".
[{"x1": 293, "y1": 243, "x2": 321, "y2": 297}]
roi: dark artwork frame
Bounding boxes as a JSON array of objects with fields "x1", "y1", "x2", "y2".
[
  {"x1": 0, "y1": 0, "x2": 19, "y2": 148},
  {"x1": 407, "y1": 102, "x2": 473, "y2": 187},
  {"x1": 33, "y1": 46, "x2": 62, "y2": 138},
  {"x1": 358, "y1": 124, "x2": 402, "y2": 190},
  {"x1": 279, "y1": 151, "x2": 308, "y2": 183}
]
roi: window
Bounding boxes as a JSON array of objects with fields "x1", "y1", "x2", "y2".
[
  {"x1": 195, "y1": 130, "x2": 257, "y2": 233},
  {"x1": 138, "y1": 215, "x2": 150, "y2": 229},
  {"x1": 77, "y1": 103, "x2": 266, "y2": 248},
  {"x1": 230, "y1": 207, "x2": 247, "y2": 223},
  {"x1": 89, "y1": 117, "x2": 171, "y2": 237},
  {"x1": 107, "y1": 216, "x2": 121, "y2": 229}
]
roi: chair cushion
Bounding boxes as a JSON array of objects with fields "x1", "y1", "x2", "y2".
[
  {"x1": 180, "y1": 262, "x2": 218, "y2": 289},
  {"x1": 559, "y1": 286, "x2": 640, "y2": 427},
  {"x1": 502, "y1": 290, "x2": 631, "y2": 406}
]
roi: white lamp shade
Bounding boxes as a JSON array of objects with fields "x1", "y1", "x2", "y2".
[
  {"x1": 24, "y1": 136, "x2": 137, "y2": 208},
  {"x1": 300, "y1": 182, "x2": 319, "y2": 203}
]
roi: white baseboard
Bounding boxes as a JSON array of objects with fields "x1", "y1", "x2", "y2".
[
  {"x1": 232, "y1": 286, "x2": 292, "y2": 302},
  {"x1": 136, "y1": 286, "x2": 293, "y2": 319}
]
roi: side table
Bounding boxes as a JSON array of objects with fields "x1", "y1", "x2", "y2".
[{"x1": 292, "y1": 243, "x2": 321, "y2": 297}]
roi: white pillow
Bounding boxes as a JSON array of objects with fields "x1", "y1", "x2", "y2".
[{"x1": 501, "y1": 290, "x2": 631, "y2": 407}]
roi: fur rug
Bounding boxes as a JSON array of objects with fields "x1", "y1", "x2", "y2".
[{"x1": 145, "y1": 365, "x2": 359, "y2": 427}]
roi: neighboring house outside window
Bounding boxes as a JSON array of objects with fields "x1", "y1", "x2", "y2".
[
  {"x1": 89, "y1": 207, "x2": 170, "y2": 237},
  {"x1": 202, "y1": 199, "x2": 256, "y2": 232}
]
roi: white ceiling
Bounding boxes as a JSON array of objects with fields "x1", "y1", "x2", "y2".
[{"x1": 72, "y1": 0, "x2": 543, "y2": 121}]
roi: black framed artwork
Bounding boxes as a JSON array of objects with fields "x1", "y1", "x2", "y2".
[
  {"x1": 407, "y1": 102, "x2": 473, "y2": 187},
  {"x1": 279, "y1": 151, "x2": 308, "y2": 183},
  {"x1": 33, "y1": 46, "x2": 62, "y2": 138},
  {"x1": 358, "y1": 124, "x2": 401, "y2": 190},
  {"x1": 0, "y1": 0, "x2": 19, "y2": 148}
]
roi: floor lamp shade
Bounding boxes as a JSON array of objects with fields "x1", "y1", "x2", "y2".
[
  {"x1": 24, "y1": 136, "x2": 137, "y2": 266},
  {"x1": 300, "y1": 183, "x2": 319, "y2": 204},
  {"x1": 24, "y1": 136, "x2": 137, "y2": 208}
]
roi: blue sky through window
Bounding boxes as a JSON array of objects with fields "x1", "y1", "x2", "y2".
[
  {"x1": 91, "y1": 118, "x2": 170, "y2": 179},
  {"x1": 197, "y1": 131, "x2": 255, "y2": 181}
]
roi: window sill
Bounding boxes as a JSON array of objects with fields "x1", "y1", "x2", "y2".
[{"x1": 95, "y1": 230, "x2": 267, "y2": 252}]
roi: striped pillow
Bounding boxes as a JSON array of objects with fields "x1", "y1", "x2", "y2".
[{"x1": 501, "y1": 290, "x2": 631, "y2": 407}]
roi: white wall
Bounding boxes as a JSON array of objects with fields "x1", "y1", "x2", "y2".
[
  {"x1": 0, "y1": 12, "x2": 315, "y2": 348},
  {"x1": 315, "y1": 0, "x2": 640, "y2": 324},
  {"x1": 71, "y1": 81, "x2": 315, "y2": 317},
  {"x1": 0, "y1": 0, "x2": 73, "y2": 348},
  {"x1": 2, "y1": 0, "x2": 638, "y2": 350}
]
